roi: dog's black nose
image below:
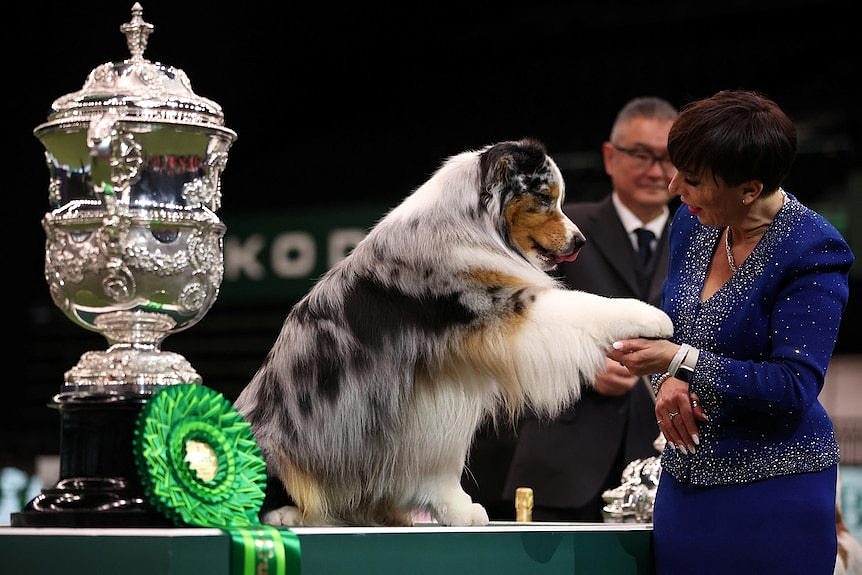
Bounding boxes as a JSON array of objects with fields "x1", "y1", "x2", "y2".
[{"x1": 571, "y1": 234, "x2": 587, "y2": 250}]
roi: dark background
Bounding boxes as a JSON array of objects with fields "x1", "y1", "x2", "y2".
[{"x1": 6, "y1": 1, "x2": 859, "y2": 475}]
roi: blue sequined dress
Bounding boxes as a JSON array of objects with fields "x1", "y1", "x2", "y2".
[{"x1": 653, "y1": 191, "x2": 854, "y2": 574}]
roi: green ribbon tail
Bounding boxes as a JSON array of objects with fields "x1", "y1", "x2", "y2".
[{"x1": 228, "y1": 525, "x2": 301, "y2": 575}]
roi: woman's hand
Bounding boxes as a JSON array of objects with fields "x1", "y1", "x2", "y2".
[
  {"x1": 606, "y1": 338, "x2": 678, "y2": 376},
  {"x1": 594, "y1": 357, "x2": 641, "y2": 396},
  {"x1": 608, "y1": 338, "x2": 708, "y2": 453},
  {"x1": 655, "y1": 379, "x2": 708, "y2": 454}
]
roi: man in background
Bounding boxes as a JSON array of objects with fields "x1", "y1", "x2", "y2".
[{"x1": 502, "y1": 96, "x2": 679, "y2": 521}]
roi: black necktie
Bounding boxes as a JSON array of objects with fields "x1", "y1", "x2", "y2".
[{"x1": 634, "y1": 228, "x2": 655, "y2": 268}]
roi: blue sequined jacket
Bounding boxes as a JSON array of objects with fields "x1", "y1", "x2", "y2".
[{"x1": 659, "y1": 192, "x2": 854, "y2": 485}]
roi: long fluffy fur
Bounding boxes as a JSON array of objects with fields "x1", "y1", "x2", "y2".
[{"x1": 235, "y1": 138, "x2": 673, "y2": 526}]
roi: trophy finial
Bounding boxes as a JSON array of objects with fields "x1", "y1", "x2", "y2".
[{"x1": 120, "y1": 3, "x2": 154, "y2": 62}]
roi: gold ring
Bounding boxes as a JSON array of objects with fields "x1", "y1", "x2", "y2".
[
  {"x1": 668, "y1": 411, "x2": 680, "y2": 419},
  {"x1": 691, "y1": 399, "x2": 699, "y2": 409}
]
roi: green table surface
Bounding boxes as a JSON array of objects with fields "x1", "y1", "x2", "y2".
[{"x1": 0, "y1": 521, "x2": 653, "y2": 574}]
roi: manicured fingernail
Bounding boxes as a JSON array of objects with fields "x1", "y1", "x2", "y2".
[
  {"x1": 667, "y1": 442, "x2": 676, "y2": 451},
  {"x1": 677, "y1": 444, "x2": 688, "y2": 455},
  {"x1": 612, "y1": 341, "x2": 623, "y2": 350},
  {"x1": 692, "y1": 434, "x2": 700, "y2": 445}
]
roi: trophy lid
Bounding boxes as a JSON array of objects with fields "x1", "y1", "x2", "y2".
[{"x1": 37, "y1": 3, "x2": 235, "y2": 137}]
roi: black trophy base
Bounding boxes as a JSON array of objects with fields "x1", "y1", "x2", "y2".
[
  {"x1": 11, "y1": 392, "x2": 172, "y2": 528},
  {"x1": 12, "y1": 477, "x2": 173, "y2": 527}
]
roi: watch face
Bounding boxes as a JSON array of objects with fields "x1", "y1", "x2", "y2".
[{"x1": 676, "y1": 365, "x2": 694, "y2": 383}]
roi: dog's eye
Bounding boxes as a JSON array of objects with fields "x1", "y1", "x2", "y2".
[{"x1": 533, "y1": 193, "x2": 553, "y2": 209}]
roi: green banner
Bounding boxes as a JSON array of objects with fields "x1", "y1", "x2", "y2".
[{"x1": 219, "y1": 202, "x2": 393, "y2": 304}]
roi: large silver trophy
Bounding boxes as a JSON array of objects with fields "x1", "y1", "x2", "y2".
[{"x1": 13, "y1": 3, "x2": 235, "y2": 526}]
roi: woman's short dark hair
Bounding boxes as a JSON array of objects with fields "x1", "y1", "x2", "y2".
[{"x1": 667, "y1": 90, "x2": 797, "y2": 194}]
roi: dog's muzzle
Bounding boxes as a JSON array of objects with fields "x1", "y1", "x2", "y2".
[{"x1": 553, "y1": 233, "x2": 586, "y2": 264}]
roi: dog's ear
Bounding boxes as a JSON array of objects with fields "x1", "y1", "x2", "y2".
[
  {"x1": 479, "y1": 155, "x2": 513, "y2": 211},
  {"x1": 479, "y1": 138, "x2": 550, "y2": 209},
  {"x1": 479, "y1": 144, "x2": 512, "y2": 208}
]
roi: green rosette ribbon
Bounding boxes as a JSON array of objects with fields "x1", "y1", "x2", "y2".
[{"x1": 133, "y1": 383, "x2": 301, "y2": 574}]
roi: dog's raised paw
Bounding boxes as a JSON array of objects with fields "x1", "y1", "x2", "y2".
[
  {"x1": 261, "y1": 505, "x2": 303, "y2": 527},
  {"x1": 620, "y1": 299, "x2": 674, "y2": 339}
]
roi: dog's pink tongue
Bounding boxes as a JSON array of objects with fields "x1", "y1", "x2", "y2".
[{"x1": 555, "y1": 251, "x2": 579, "y2": 263}]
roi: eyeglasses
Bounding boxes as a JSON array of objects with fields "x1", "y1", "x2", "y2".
[{"x1": 612, "y1": 144, "x2": 676, "y2": 175}]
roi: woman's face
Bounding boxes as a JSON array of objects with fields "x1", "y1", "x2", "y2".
[{"x1": 669, "y1": 169, "x2": 740, "y2": 228}]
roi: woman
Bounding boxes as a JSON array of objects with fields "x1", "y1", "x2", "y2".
[{"x1": 607, "y1": 90, "x2": 854, "y2": 574}]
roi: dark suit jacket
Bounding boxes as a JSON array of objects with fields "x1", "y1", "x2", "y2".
[{"x1": 503, "y1": 195, "x2": 670, "y2": 511}]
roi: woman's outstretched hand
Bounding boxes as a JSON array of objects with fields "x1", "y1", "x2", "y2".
[{"x1": 607, "y1": 338, "x2": 676, "y2": 376}]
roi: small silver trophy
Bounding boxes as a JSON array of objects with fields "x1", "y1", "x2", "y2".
[
  {"x1": 13, "y1": 3, "x2": 236, "y2": 526},
  {"x1": 601, "y1": 435, "x2": 665, "y2": 523}
]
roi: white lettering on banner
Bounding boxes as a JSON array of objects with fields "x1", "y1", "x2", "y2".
[
  {"x1": 224, "y1": 234, "x2": 266, "y2": 280},
  {"x1": 224, "y1": 229, "x2": 369, "y2": 282},
  {"x1": 271, "y1": 232, "x2": 316, "y2": 278},
  {"x1": 328, "y1": 229, "x2": 367, "y2": 267}
]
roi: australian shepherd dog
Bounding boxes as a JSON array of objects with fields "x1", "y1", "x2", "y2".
[{"x1": 235, "y1": 138, "x2": 673, "y2": 526}]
